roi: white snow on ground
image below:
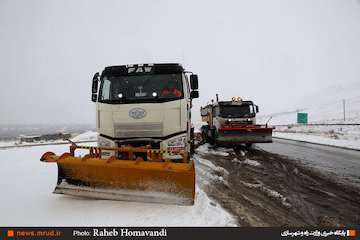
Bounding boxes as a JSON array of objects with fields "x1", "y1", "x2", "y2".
[
  {"x1": 195, "y1": 155, "x2": 230, "y2": 187},
  {"x1": 194, "y1": 154, "x2": 233, "y2": 198},
  {"x1": 243, "y1": 159, "x2": 261, "y2": 167},
  {"x1": 70, "y1": 131, "x2": 98, "y2": 142},
  {"x1": 238, "y1": 150, "x2": 246, "y2": 156},
  {"x1": 195, "y1": 155, "x2": 229, "y2": 176},
  {"x1": 231, "y1": 158, "x2": 261, "y2": 167},
  {"x1": 0, "y1": 139, "x2": 67, "y2": 148},
  {"x1": 275, "y1": 125, "x2": 360, "y2": 142},
  {"x1": 0, "y1": 131, "x2": 98, "y2": 148},
  {"x1": 261, "y1": 116, "x2": 360, "y2": 151},
  {"x1": 0, "y1": 144, "x2": 236, "y2": 226},
  {"x1": 258, "y1": 93, "x2": 360, "y2": 125},
  {"x1": 273, "y1": 132, "x2": 360, "y2": 151},
  {"x1": 0, "y1": 140, "x2": 16, "y2": 147},
  {"x1": 257, "y1": 91, "x2": 360, "y2": 150},
  {"x1": 240, "y1": 181, "x2": 291, "y2": 208},
  {"x1": 232, "y1": 158, "x2": 241, "y2": 164},
  {"x1": 196, "y1": 144, "x2": 231, "y2": 157},
  {"x1": 194, "y1": 144, "x2": 232, "y2": 185}
]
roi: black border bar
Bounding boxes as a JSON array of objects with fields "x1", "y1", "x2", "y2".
[{"x1": 0, "y1": 227, "x2": 359, "y2": 240}]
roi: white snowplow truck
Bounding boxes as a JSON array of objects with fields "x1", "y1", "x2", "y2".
[
  {"x1": 87, "y1": 63, "x2": 199, "y2": 204},
  {"x1": 41, "y1": 63, "x2": 199, "y2": 206},
  {"x1": 93, "y1": 64, "x2": 199, "y2": 158},
  {"x1": 200, "y1": 95, "x2": 273, "y2": 147}
]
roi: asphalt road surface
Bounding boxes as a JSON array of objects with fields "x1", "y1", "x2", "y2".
[
  {"x1": 257, "y1": 138, "x2": 360, "y2": 187},
  {"x1": 195, "y1": 141, "x2": 360, "y2": 227}
]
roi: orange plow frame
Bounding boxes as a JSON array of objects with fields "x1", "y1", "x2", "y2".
[{"x1": 41, "y1": 143, "x2": 195, "y2": 205}]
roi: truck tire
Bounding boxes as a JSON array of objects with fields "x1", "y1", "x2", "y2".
[
  {"x1": 208, "y1": 127, "x2": 216, "y2": 145},
  {"x1": 200, "y1": 125, "x2": 209, "y2": 143},
  {"x1": 190, "y1": 127, "x2": 195, "y2": 155},
  {"x1": 246, "y1": 143, "x2": 253, "y2": 148}
]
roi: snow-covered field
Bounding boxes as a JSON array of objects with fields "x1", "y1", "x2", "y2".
[
  {"x1": 255, "y1": 93, "x2": 360, "y2": 150},
  {"x1": 258, "y1": 93, "x2": 360, "y2": 126},
  {"x1": 273, "y1": 132, "x2": 360, "y2": 151},
  {"x1": 69, "y1": 131, "x2": 98, "y2": 142},
  {"x1": 0, "y1": 131, "x2": 98, "y2": 148},
  {"x1": 273, "y1": 125, "x2": 360, "y2": 150},
  {"x1": 0, "y1": 133, "x2": 236, "y2": 226}
]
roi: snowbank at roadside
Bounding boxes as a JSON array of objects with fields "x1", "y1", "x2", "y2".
[
  {"x1": 275, "y1": 125, "x2": 360, "y2": 142},
  {"x1": 0, "y1": 131, "x2": 98, "y2": 148},
  {"x1": 273, "y1": 132, "x2": 360, "y2": 151},
  {"x1": 196, "y1": 144, "x2": 232, "y2": 157},
  {"x1": 0, "y1": 143, "x2": 236, "y2": 226},
  {"x1": 70, "y1": 131, "x2": 98, "y2": 142},
  {"x1": 273, "y1": 124, "x2": 360, "y2": 150},
  {"x1": 0, "y1": 140, "x2": 17, "y2": 147}
]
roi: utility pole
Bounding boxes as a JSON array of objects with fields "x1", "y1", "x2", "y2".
[{"x1": 343, "y1": 99, "x2": 346, "y2": 121}]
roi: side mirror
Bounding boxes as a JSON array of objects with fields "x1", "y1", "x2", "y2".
[
  {"x1": 190, "y1": 74, "x2": 198, "y2": 90},
  {"x1": 91, "y1": 72, "x2": 99, "y2": 102},
  {"x1": 255, "y1": 105, "x2": 259, "y2": 113},
  {"x1": 190, "y1": 90, "x2": 199, "y2": 99}
]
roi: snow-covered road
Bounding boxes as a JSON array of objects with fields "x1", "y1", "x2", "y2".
[
  {"x1": 0, "y1": 144, "x2": 236, "y2": 226},
  {"x1": 195, "y1": 143, "x2": 360, "y2": 226}
]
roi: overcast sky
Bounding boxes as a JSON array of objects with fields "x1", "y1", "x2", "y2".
[{"x1": 1, "y1": 0, "x2": 360, "y2": 125}]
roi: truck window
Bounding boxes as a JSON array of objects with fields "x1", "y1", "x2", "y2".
[
  {"x1": 219, "y1": 105, "x2": 255, "y2": 118},
  {"x1": 98, "y1": 73, "x2": 184, "y2": 103},
  {"x1": 100, "y1": 78, "x2": 111, "y2": 100}
]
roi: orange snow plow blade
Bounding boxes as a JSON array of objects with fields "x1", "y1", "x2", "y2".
[{"x1": 40, "y1": 144, "x2": 195, "y2": 205}]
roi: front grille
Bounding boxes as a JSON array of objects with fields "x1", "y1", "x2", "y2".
[{"x1": 114, "y1": 122, "x2": 163, "y2": 138}]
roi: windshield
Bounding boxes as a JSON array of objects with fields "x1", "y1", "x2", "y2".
[
  {"x1": 219, "y1": 105, "x2": 255, "y2": 118},
  {"x1": 98, "y1": 74, "x2": 183, "y2": 103}
]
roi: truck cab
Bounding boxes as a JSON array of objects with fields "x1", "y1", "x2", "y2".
[
  {"x1": 201, "y1": 96, "x2": 272, "y2": 146},
  {"x1": 211, "y1": 98, "x2": 259, "y2": 129},
  {"x1": 91, "y1": 63, "x2": 199, "y2": 161}
]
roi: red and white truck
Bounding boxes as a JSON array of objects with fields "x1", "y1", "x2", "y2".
[{"x1": 200, "y1": 95, "x2": 273, "y2": 147}]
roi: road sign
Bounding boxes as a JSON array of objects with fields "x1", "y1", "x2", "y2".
[{"x1": 297, "y1": 112, "x2": 308, "y2": 124}]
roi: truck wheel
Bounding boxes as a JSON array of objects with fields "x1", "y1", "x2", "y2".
[
  {"x1": 208, "y1": 127, "x2": 216, "y2": 145},
  {"x1": 190, "y1": 140, "x2": 195, "y2": 155},
  {"x1": 190, "y1": 127, "x2": 195, "y2": 155},
  {"x1": 246, "y1": 143, "x2": 253, "y2": 148},
  {"x1": 200, "y1": 125, "x2": 209, "y2": 143}
]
